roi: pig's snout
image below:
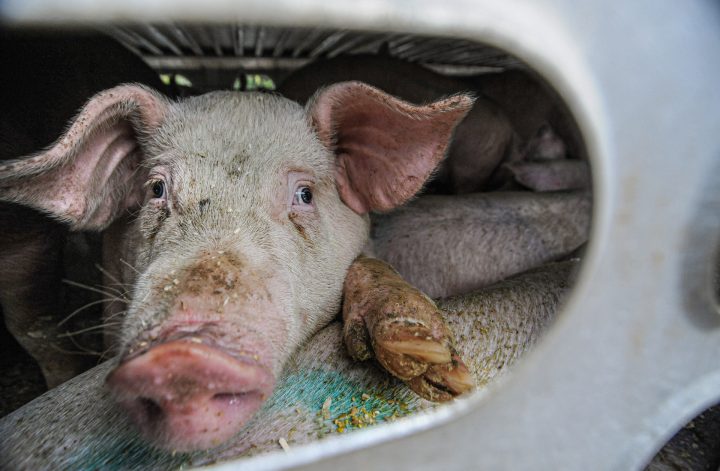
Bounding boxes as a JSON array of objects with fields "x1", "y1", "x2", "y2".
[{"x1": 106, "y1": 340, "x2": 274, "y2": 451}]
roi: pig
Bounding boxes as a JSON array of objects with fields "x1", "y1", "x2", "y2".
[
  {"x1": 369, "y1": 191, "x2": 591, "y2": 299},
  {"x1": 0, "y1": 28, "x2": 169, "y2": 388},
  {"x1": 0, "y1": 80, "x2": 476, "y2": 451},
  {"x1": 278, "y1": 54, "x2": 586, "y2": 194},
  {"x1": 0, "y1": 260, "x2": 579, "y2": 469}
]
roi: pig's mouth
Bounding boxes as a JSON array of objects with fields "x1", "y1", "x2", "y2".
[{"x1": 106, "y1": 337, "x2": 275, "y2": 452}]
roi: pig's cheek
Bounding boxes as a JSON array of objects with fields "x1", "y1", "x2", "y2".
[
  {"x1": 286, "y1": 210, "x2": 319, "y2": 244},
  {"x1": 139, "y1": 206, "x2": 170, "y2": 243},
  {"x1": 120, "y1": 272, "x2": 176, "y2": 348}
]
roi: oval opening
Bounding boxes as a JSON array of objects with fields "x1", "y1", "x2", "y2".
[{"x1": 0, "y1": 24, "x2": 596, "y2": 468}]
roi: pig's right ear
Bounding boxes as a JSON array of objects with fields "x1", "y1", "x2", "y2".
[
  {"x1": 0, "y1": 84, "x2": 167, "y2": 231},
  {"x1": 308, "y1": 81, "x2": 474, "y2": 214}
]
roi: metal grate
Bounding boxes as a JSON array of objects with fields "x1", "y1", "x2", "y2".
[{"x1": 106, "y1": 24, "x2": 524, "y2": 74}]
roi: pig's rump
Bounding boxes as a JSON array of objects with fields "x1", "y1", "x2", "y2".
[{"x1": 0, "y1": 261, "x2": 575, "y2": 469}]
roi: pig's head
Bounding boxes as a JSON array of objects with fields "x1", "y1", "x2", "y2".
[{"x1": 0, "y1": 82, "x2": 472, "y2": 451}]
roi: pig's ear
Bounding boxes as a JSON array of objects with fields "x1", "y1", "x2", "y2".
[
  {"x1": 308, "y1": 81, "x2": 474, "y2": 214},
  {"x1": 0, "y1": 84, "x2": 168, "y2": 230}
]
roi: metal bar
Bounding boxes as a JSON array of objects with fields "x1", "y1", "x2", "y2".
[
  {"x1": 402, "y1": 39, "x2": 463, "y2": 61},
  {"x1": 231, "y1": 24, "x2": 241, "y2": 56},
  {"x1": 412, "y1": 43, "x2": 484, "y2": 63},
  {"x1": 272, "y1": 29, "x2": 291, "y2": 57},
  {"x1": 351, "y1": 33, "x2": 398, "y2": 55},
  {"x1": 291, "y1": 28, "x2": 325, "y2": 58},
  {"x1": 143, "y1": 56, "x2": 310, "y2": 70},
  {"x1": 423, "y1": 63, "x2": 505, "y2": 76},
  {"x1": 255, "y1": 26, "x2": 265, "y2": 57},
  {"x1": 167, "y1": 24, "x2": 203, "y2": 55},
  {"x1": 105, "y1": 26, "x2": 144, "y2": 57},
  {"x1": 308, "y1": 30, "x2": 347, "y2": 57},
  {"x1": 243, "y1": 25, "x2": 257, "y2": 56},
  {"x1": 389, "y1": 34, "x2": 423, "y2": 55},
  {"x1": 143, "y1": 24, "x2": 183, "y2": 55},
  {"x1": 115, "y1": 26, "x2": 163, "y2": 55},
  {"x1": 236, "y1": 25, "x2": 245, "y2": 57},
  {"x1": 325, "y1": 33, "x2": 372, "y2": 58},
  {"x1": 210, "y1": 25, "x2": 223, "y2": 56}
]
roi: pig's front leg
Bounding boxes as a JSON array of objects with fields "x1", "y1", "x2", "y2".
[{"x1": 342, "y1": 256, "x2": 473, "y2": 401}]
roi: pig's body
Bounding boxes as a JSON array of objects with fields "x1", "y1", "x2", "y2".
[
  {"x1": 0, "y1": 30, "x2": 167, "y2": 387},
  {"x1": 0, "y1": 261, "x2": 577, "y2": 469},
  {"x1": 279, "y1": 54, "x2": 585, "y2": 193},
  {"x1": 370, "y1": 191, "x2": 591, "y2": 298}
]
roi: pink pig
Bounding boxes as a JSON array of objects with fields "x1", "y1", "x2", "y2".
[{"x1": 0, "y1": 82, "x2": 473, "y2": 451}]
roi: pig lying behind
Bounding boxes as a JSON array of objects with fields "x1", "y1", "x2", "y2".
[
  {"x1": 0, "y1": 261, "x2": 577, "y2": 470},
  {"x1": 370, "y1": 191, "x2": 591, "y2": 298},
  {"x1": 278, "y1": 54, "x2": 586, "y2": 194},
  {"x1": 0, "y1": 81, "x2": 474, "y2": 451}
]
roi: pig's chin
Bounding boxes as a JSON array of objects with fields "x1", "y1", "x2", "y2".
[{"x1": 106, "y1": 340, "x2": 275, "y2": 452}]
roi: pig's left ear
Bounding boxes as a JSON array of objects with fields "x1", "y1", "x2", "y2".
[
  {"x1": 0, "y1": 85, "x2": 167, "y2": 231},
  {"x1": 308, "y1": 81, "x2": 474, "y2": 214}
]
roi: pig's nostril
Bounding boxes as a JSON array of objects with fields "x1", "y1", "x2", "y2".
[
  {"x1": 107, "y1": 341, "x2": 275, "y2": 451},
  {"x1": 211, "y1": 392, "x2": 252, "y2": 405},
  {"x1": 138, "y1": 397, "x2": 164, "y2": 422}
]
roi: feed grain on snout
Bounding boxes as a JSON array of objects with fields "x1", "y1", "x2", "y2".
[{"x1": 0, "y1": 82, "x2": 474, "y2": 451}]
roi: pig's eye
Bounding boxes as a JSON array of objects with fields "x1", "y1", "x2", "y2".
[
  {"x1": 294, "y1": 186, "x2": 313, "y2": 206},
  {"x1": 288, "y1": 172, "x2": 315, "y2": 211},
  {"x1": 151, "y1": 181, "x2": 165, "y2": 199}
]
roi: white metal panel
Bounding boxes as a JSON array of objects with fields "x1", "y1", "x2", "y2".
[{"x1": 2, "y1": 0, "x2": 719, "y2": 469}]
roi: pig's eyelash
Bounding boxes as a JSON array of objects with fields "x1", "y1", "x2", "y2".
[{"x1": 144, "y1": 177, "x2": 163, "y2": 188}]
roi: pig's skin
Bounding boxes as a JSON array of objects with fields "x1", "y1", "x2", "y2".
[
  {"x1": 279, "y1": 55, "x2": 587, "y2": 193},
  {"x1": 0, "y1": 83, "x2": 472, "y2": 451},
  {"x1": 0, "y1": 261, "x2": 577, "y2": 470},
  {"x1": 0, "y1": 30, "x2": 167, "y2": 388},
  {"x1": 371, "y1": 191, "x2": 591, "y2": 299}
]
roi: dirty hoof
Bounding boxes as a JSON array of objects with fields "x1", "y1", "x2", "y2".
[
  {"x1": 406, "y1": 349, "x2": 473, "y2": 402},
  {"x1": 342, "y1": 256, "x2": 473, "y2": 400}
]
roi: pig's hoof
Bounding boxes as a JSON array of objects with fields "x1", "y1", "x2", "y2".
[
  {"x1": 406, "y1": 348, "x2": 473, "y2": 402},
  {"x1": 369, "y1": 317, "x2": 451, "y2": 381},
  {"x1": 342, "y1": 256, "x2": 474, "y2": 401}
]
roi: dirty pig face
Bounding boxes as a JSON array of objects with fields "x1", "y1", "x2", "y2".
[
  {"x1": 0, "y1": 83, "x2": 472, "y2": 451},
  {"x1": 107, "y1": 92, "x2": 369, "y2": 451}
]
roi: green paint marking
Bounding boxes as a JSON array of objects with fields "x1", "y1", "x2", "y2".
[
  {"x1": 262, "y1": 369, "x2": 418, "y2": 434},
  {"x1": 66, "y1": 430, "x2": 193, "y2": 470},
  {"x1": 67, "y1": 369, "x2": 419, "y2": 469}
]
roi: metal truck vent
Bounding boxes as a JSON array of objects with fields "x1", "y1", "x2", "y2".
[{"x1": 107, "y1": 24, "x2": 524, "y2": 74}]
